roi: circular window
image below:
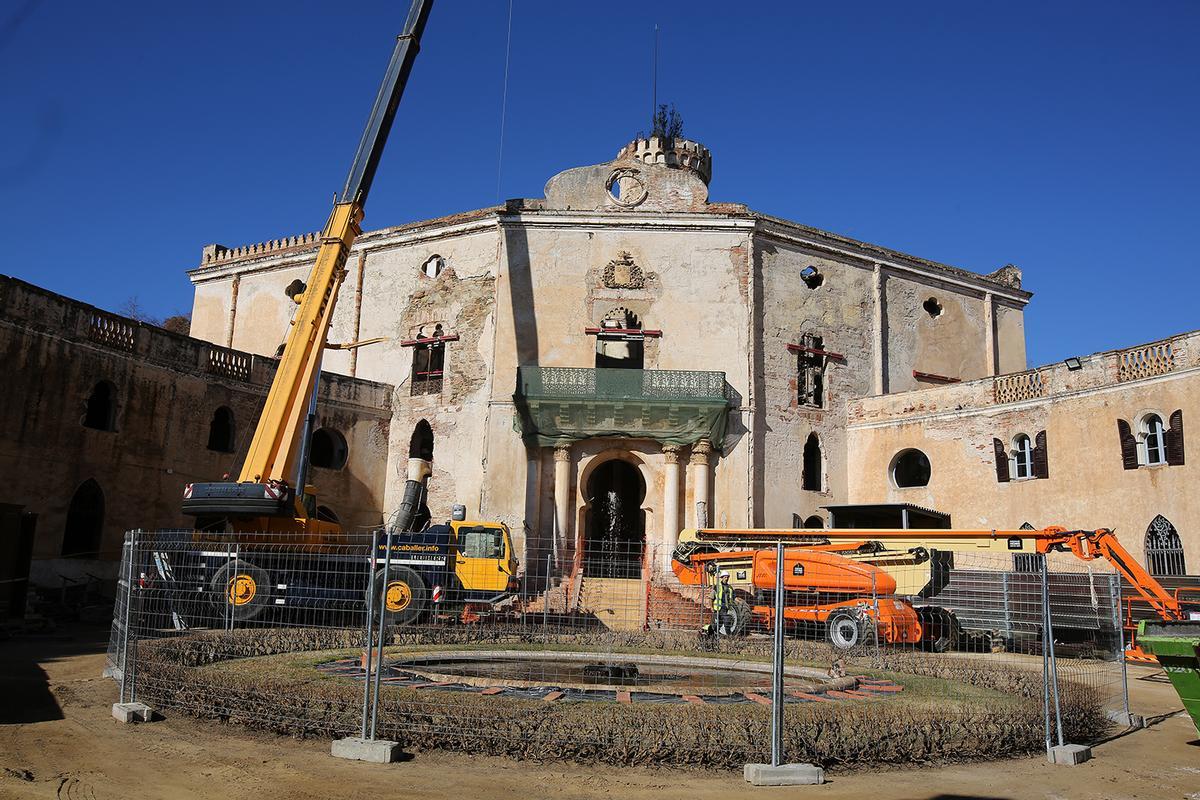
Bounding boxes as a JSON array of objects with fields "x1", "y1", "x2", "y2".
[
  {"x1": 310, "y1": 428, "x2": 348, "y2": 470},
  {"x1": 605, "y1": 168, "x2": 648, "y2": 207},
  {"x1": 891, "y1": 449, "x2": 931, "y2": 488},
  {"x1": 421, "y1": 255, "x2": 445, "y2": 279}
]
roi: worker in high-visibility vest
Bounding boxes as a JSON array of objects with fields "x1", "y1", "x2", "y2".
[{"x1": 712, "y1": 570, "x2": 735, "y2": 635}]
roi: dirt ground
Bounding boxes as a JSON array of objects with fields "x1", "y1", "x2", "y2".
[{"x1": 2, "y1": 623, "x2": 1197, "y2": 800}]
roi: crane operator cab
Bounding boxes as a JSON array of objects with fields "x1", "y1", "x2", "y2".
[{"x1": 371, "y1": 518, "x2": 519, "y2": 625}]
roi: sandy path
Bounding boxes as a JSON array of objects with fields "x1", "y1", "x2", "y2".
[{"x1": 2, "y1": 624, "x2": 1197, "y2": 800}]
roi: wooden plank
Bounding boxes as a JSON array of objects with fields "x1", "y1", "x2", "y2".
[
  {"x1": 479, "y1": 687, "x2": 504, "y2": 695},
  {"x1": 860, "y1": 684, "x2": 903, "y2": 693},
  {"x1": 742, "y1": 692, "x2": 772, "y2": 706},
  {"x1": 543, "y1": 691, "x2": 564, "y2": 702},
  {"x1": 616, "y1": 691, "x2": 632, "y2": 704},
  {"x1": 681, "y1": 695, "x2": 706, "y2": 705},
  {"x1": 788, "y1": 691, "x2": 833, "y2": 703}
]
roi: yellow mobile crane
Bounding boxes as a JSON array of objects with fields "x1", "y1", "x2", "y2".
[
  {"x1": 172, "y1": 1, "x2": 518, "y2": 623},
  {"x1": 181, "y1": 2, "x2": 433, "y2": 539}
]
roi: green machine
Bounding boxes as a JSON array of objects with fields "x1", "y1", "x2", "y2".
[{"x1": 1137, "y1": 620, "x2": 1200, "y2": 735}]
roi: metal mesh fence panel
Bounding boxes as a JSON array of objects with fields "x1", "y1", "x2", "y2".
[{"x1": 109, "y1": 531, "x2": 1132, "y2": 768}]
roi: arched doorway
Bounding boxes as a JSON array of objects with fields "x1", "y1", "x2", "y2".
[
  {"x1": 63, "y1": 479, "x2": 104, "y2": 558},
  {"x1": 583, "y1": 459, "x2": 646, "y2": 578}
]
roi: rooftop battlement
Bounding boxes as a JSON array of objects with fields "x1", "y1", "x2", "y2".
[{"x1": 617, "y1": 136, "x2": 712, "y2": 185}]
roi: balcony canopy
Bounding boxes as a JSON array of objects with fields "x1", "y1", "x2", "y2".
[{"x1": 513, "y1": 366, "x2": 734, "y2": 452}]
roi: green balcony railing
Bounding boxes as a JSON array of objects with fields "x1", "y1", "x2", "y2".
[{"x1": 513, "y1": 366, "x2": 733, "y2": 450}]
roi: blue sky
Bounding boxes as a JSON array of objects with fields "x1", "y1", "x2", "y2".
[{"x1": 1, "y1": 0, "x2": 1196, "y2": 366}]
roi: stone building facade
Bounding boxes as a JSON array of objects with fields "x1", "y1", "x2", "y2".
[
  {"x1": 186, "y1": 137, "x2": 1030, "y2": 580},
  {"x1": 845, "y1": 332, "x2": 1197, "y2": 574},
  {"x1": 0, "y1": 277, "x2": 391, "y2": 592}
]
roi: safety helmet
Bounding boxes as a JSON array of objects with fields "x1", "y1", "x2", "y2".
[{"x1": 719, "y1": 570, "x2": 730, "y2": 579}]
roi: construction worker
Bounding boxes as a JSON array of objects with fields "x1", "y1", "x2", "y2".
[{"x1": 712, "y1": 570, "x2": 735, "y2": 635}]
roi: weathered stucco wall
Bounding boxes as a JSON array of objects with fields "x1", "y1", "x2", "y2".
[
  {"x1": 846, "y1": 332, "x2": 1199, "y2": 569},
  {"x1": 0, "y1": 277, "x2": 392, "y2": 584}
]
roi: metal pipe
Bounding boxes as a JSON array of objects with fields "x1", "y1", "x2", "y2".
[
  {"x1": 1111, "y1": 575, "x2": 1131, "y2": 721},
  {"x1": 369, "y1": 529, "x2": 393, "y2": 739},
  {"x1": 360, "y1": 537, "x2": 379, "y2": 739},
  {"x1": 771, "y1": 540, "x2": 785, "y2": 767},
  {"x1": 1040, "y1": 555, "x2": 1052, "y2": 757},
  {"x1": 126, "y1": 530, "x2": 138, "y2": 704},
  {"x1": 119, "y1": 531, "x2": 134, "y2": 704},
  {"x1": 295, "y1": 367, "x2": 320, "y2": 497},
  {"x1": 1042, "y1": 555, "x2": 1064, "y2": 746}
]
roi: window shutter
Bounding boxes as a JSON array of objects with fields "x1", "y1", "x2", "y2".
[
  {"x1": 1166, "y1": 409, "x2": 1185, "y2": 466},
  {"x1": 992, "y1": 438, "x2": 1010, "y2": 483},
  {"x1": 1117, "y1": 419, "x2": 1138, "y2": 470},
  {"x1": 1032, "y1": 430, "x2": 1049, "y2": 479}
]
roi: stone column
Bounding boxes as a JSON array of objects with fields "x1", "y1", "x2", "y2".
[
  {"x1": 661, "y1": 444, "x2": 683, "y2": 574},
  {"x1": 983, "y1": 291, "x2": 998, "y2": 377},
  {"x1": 689, "y1": 439, "x2": 713, "y2": 528},
  {"x1": 552, "y1": 443, "x2": 572, "y2": 566}
]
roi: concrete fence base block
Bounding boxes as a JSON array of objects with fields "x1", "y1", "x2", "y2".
[
  {"x1": 331, "y1": 737, "x2": 401, "y2": 764},
  {"x1": 1106, "y1": 710, "x2": 1145, "y2": 729},
  {"x1": 1048, "y1": 743, "x2": 1093, "y2": 766},
  {"x1": 743, "y1": 763, "x2": 825, "y2": 786},
  {"x1": 111, "y1": 702, "x2": 154, "y2": 724}
]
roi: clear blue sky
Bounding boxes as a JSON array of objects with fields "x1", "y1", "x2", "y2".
[{"x1": 1, "y1": 1, "x2": 1196, "y2": 366}]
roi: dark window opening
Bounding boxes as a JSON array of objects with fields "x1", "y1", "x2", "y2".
[
  {"x1": 409, "y1": 419, "x2": 434, "y2": 461},
  {"x1": 800, "y1": 266, "x2": 824, "y2": 289},
  {"x1": 803, "y1": 514, "x2": 824, "y2": 529},
  {"x1": 411, "y1": 324, "x2": 446, "y2": 396},
  {"x1": 207, "y1": 406, "x2": 236, "y2": 453},
  {"x1": 62, "y1": 479, "x2": 104, "y2": 558},
  {"x1": 584, "y1": 459, "x2": 646, "y2": 579},
  {"x1": 1145, "y1": 515, "x2": 1186, "y2": 577},
  {"x1": 82, "y1": 381, "x2": 117, "y2": 431},
  {"x1": 801, "y1": 432, "x2": 822, "y2": 491},
  {"x1": 310, "y1": 428, "x2": 348, "y2": 470},
  {"x1": 923, "y1": 297, "x2": 943, "y2": 318},
  {"x1": 892, "y1": 449, "x2": 931, "y2": 488},
  {"x1": 316, "y1": 505, "x2": 339, "y2": 523},
  {"x1": 796, "y1": 333, "x2": 825, "y2": 408},
  {"x1": 595, "y1": 308, "x2": 644, "y2": 370}
]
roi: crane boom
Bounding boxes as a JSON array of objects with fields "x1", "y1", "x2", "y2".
[{"x1": 184, "y1": 0, "x2": 434, "y2": 532}]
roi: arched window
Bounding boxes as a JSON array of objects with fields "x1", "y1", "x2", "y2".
[
  {"x1": 206, "y1": 406, "x2": 236, "y2": 453},
  {"x1": 891, "y1": 449, "x2": 931, "y2": 488},
  {"x1": 1140, "y1": 414, "x2": 1167, "y2": 466},
  {"x1": 316, "y1": 505, "x2": 339, "y2": 523},
  {"x1": 62, "y1": 479, "x2": 104, "y2": 558},
  {"x1": 801, "y1": 433, "x2": 822, "y2": 491},
  {"x1": 409, "y1": 419, "x2": 434, "y2": 461},
  {"x1": 310, "y1": 428, "x2": 348, "y2": 470},
  {"x1": 82, "y1": 381, "x2": 117, "y2": 431},
  {"x1": 1011, "y1": 434, "x2": 1033, "y2": 480},
  {"x1": 1145, "y1": 515, "x2": 1185, "y2": 576},
  {"x1": 803, "y1": 514, "x2": 824, "y2": 529}
]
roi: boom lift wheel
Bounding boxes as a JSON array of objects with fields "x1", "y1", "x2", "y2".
[
  {"x1": 369, "y1": 565, "x2": 427, "y2": 626},
  {"x1": 209, "y1": 560, "x2": 271, "y2": 622},
  {"x1": 827, "y1": 609, "x2": 870, "y2": 650},
  {"x1": 917, "y1": 606, "x2": 961, "y2": 653}
]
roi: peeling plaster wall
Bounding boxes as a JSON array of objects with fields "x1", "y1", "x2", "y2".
[
  {"x1": 0, "y1": 277, "x2": 392, "y2": 584},
  {"x1": 846, "y1": 332, "x2": 1200, "y2": 569}
]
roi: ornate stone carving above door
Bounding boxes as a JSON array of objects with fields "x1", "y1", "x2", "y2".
[{"x1": 603, "y1": 251, "x2": 645, "y2": 290}]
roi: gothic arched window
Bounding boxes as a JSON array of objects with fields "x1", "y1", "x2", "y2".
[{"x1": 1145, "y1": 515, "x2": 1185, "y2": 576}]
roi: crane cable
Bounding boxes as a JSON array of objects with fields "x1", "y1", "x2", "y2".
[{"x1": 496, "y1": 0, "x2": 514, "y2": 202}]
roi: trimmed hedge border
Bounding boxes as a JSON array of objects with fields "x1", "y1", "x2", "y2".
[{"x1": 131, "y1": 627, "x2": 1110, "y2": 770}]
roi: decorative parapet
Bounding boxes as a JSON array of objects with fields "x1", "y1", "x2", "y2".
[
  {"x1": 88, "y1": 311, "x2": 136, "y2": 353},
  {"x1": 1117, "y1": 341, "x2": 1175, "y2": 382},
  {"x1": 993, "y1": 370, "x2": 1045, "y2": 404},
  {"x1": 206, "y1": 345, "x2": 251, "y2": 382},
  {"x1": 513, "y1": 366, "x2": 732, "y2": 451},
  {"x1": 616, "y1": 136, "x2": 712, "y2": 184},
  {"x1": 200, "y1": 232, "x2": 322, "y2": 267}
]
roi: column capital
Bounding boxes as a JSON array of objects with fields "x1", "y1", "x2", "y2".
[
  {"x1": 689, "y1": 439, "x2": 713, "y2": 465},
  {"x1": 661, "y1": 444, "x2": 683, "y2": 464},
  {"x1": 553, "y1": 443, "x2": 572, "y2": 463}
]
